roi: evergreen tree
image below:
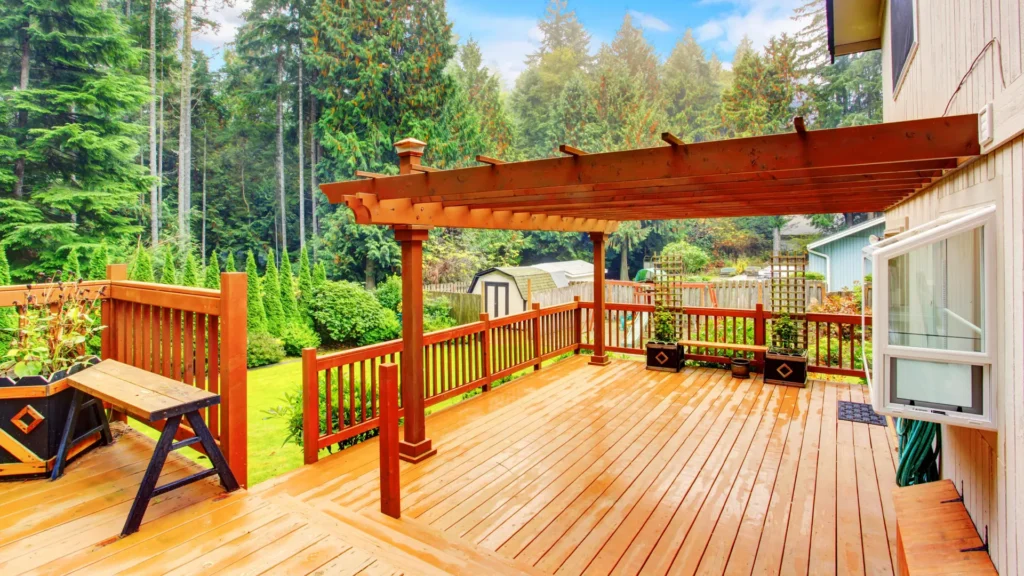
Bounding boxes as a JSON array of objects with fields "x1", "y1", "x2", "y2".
[
  {"x1": 0, "y1": 246, "x2": 12, "y2": 354},
  {"x1": 279, "y1": 249, "x2": 298, "y2": 321},
  {"x1": 160, "y1": 248, "x2": 177, "y2": 284},
  {"x1": 88, "y1": 243, "x2": 109, "y2": 281},
  {"x1": 262, "y1": 250, "x2": 285, "y2": 336},
  {"x1": 225, "y1": 251, "x2": 237, "y2": 273},
  {"x1": 181, "y1": 252, "x2": 200, "y2": 287},
  {"x1": 548, "y1": 74, "x2": 600, "y2": 152},
  {"x1": 452, "y1": 40, "x2": 516, "y2": 159},
  {"x1": 205, "y1": 249, "x2": 221, "y2": 289},
  {"x1": 0, "y1": 0, "x2": 150, "y2": 278},
  {"x1": 245, "y1": 250, "x2": 267, "y2": 333},
  {"x1": 130, "y1": 246, "x2": 155, "y2": 282},
  {"x1": 297, "y1": 245, "x2": 313, "y2": 311},
  {"x1": 313, "y1": 261, "x2": 327, "y2": 287},
  {"x1": 720, "y1": 34, "x2": 800, "y2": 137},
  {"x1": 663, "y1": 30, "x2": 724, "y2": 143},
  {"x1": 66, "y1": 247, "x2": 82, "y2": 280}
]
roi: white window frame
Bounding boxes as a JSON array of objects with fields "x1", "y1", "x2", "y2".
[{"x1": 864, "y1": 205, "x2": 997, "y2": 430}]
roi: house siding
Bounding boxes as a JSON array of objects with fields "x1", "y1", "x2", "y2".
[
  {"x1": 880, "y1": 0, "x2": 1024, "y2": 571},
  {"x1": 809, "y1": 224, "x2": 884, "y2": 292}
]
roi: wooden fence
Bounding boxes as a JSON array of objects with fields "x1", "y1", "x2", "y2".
[
  {"x1": 302, "y1": 298, "x2": 868, "y2": 462},
  {"x1": 424, "y1": 291, "x2": 481, "y2": 325},
  {"x1": 0, "y1": 265, "x2": 248, "y2": 486}
]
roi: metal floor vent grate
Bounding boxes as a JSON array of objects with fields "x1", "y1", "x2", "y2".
[{"x1": 837, "y1": 400, "x2": 888, "y2": 426}]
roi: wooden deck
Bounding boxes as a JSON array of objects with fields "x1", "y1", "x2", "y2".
[{"x1": 0, "y1": 356, "x2": 900, "y2": 575}]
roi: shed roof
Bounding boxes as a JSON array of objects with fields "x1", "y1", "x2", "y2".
[
  {"x1": 806, "y1": 217, "x2": 886, "y2": 249},
  {"x1": 322, "y1": 115, "x2": 980, "y2": 233},
  {"x1": 532, "y1": 260, "x2": 594, "y2": 278},
  {"x1": 469, "y1": 266, "x2": 557, "y2": 297}
]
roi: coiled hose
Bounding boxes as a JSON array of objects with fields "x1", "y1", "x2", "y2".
[{"x1": 896, "y1": 417, "x2": 941, "y2": 486}]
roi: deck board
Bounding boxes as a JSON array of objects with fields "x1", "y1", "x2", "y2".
[{"x1": 0, "y1": 356, "x2": 899, "y2": 575}]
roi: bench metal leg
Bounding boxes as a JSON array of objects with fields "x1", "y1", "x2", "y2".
[
  {"x1": 122, "y1": 415, "x2": 181, "y2": 536},
  {"x1": 184, "y1": 411, "x2": 239, "y2": 492},
  {"x1": 51, "y1": 389, "x2": 113, "y2": 481}
]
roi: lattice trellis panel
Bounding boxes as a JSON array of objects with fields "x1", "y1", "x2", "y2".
[
  {"x1": 770, "y1": 254, "x2": 808, "y2": 349},
  {"x1": 648, "y1": 253, "x2": 689, "y2": 310}
]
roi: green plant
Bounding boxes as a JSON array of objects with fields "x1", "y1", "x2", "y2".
[
  {"x1": 279, "y1": 250, "x2": 299, "y2": 322},
  {"x1": 280, "y1": 322, "x2": 320, "y2": 357},
  {"x1": 308, "y1": 281, "x2": 400, "y2": 346},
  {"x1": 263, "y1": 251, "x2": 285, "y2": 336},
  {"x1": 653, "y1": 308, "x2": 675, "y2": 342},
  {"x1": 804, "y1": 271, "x2": 825, "y2": 281},
  {"x1": 245, "y1": 250, "x2": 267, "y2": 333},
  {"x1": 661, "y1": 240, "x2": 711, "y2": 273},
  {"x1": 247, "y1": 331, "x2": 285, "y2": 368},
  {"x1": 771, "y1": 313, "x2": 802, "y2": 353},
  {"x1": 88, "y1": 243, "x2": 109, "y2": 281},
  {"x1": 0, "y1": 275, "x2": 106, "y2": 379},
  {"x1": 160, "y1": 248, "x2": 177, "y2": 284},
  {"x1": 375, "y1": 275, "x2": 402, "y2": 312},
  {"x1": 204, "y1": 250, "x2": 221, "y2": 289},
  {"x1": 424, "y1": 297, "x2": 456, "y2": 332}
]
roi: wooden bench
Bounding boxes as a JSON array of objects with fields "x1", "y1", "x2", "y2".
[
  {"x1": 52, "y1": 359, "x2": 239, "y2": 536},
  {"x1": 677, "y1": 340, "x2": 768, "y2": 354},
  {"x1": 893, "y1": 479, "x2": 997, "y2": 575}
]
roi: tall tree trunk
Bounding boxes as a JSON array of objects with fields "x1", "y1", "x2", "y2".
[
  {"x1": 149, "y1": 0, "x2": 158, "y2": 245},
  {"x1": 178, "y1": 0, "x2": 192, "y2": 241},
  {"x1": 619, "y1": 239, "x2": 629, "y2": 280},
  {"x1": 843, "y1": 212, "x2": 855, "y2": 228},
  {"x1": 365, "y1": 259, "x2": 376, "y2": 291},
  {"x1": 202, "y1": 128, "x2": 207, "y2": 257},
  {"x1": 13, "y1": 30, "x2": 29, "y2": 199},
  {"x1": 310, "y1": 92, "x2": 318, "y2": 242},
  {"x1": 276, "y1": 49, "x2": 287, "y2": 255},
  {"x1": 158, "y1": 71, "x2": 164, "y2": 208},
  {"x1": 297, "y1": 48, "x2": 305, "y2": 250},
  {"x1": 772, "y1": 227, "x2": 782, "y2": 255}
]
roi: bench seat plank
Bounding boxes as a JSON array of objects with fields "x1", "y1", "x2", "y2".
[
  {"x1": 893, "y1": 480, "x2": 996, "y2": 575},
  {"x1": 68, "y1": 359, "x2": 219, "y2": 422},
  {"x1": 677, "y1": 340, "x2": 768, "y2": 354}
]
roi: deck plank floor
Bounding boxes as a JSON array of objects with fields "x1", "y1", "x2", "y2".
[{"x1": 0, "y1": 356, "x2": 898, "y2": 575}]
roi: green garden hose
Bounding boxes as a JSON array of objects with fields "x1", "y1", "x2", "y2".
[{"x1": 895, "y1": 417, "x2": 941, "y2": 486}]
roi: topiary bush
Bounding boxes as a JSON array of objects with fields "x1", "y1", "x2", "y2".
[
  {"x1": 309, "y1": 281, "x2": 400, "y2": 347},
  {"x1": 247, "y1": 331, "x2": 285, "y2": 368},
  {"x1": 375, "y1": 275, "x2": 402, "y2": 312},
  {"x1": 280, "y1": 322, "x2": 321, "y2": 356}
]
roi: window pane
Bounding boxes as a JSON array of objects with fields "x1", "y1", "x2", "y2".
[{"x1": 887, "y1": 227, "x2": 983, "y2": 352}]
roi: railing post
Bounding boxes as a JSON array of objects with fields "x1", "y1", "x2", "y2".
[
  {"x1": 102, "y1": 263, "x2": 129, "y2": 422},
  {"x1": 589, "y1": 232, "x2": 610, "y2": 365},
  {"x1": 573, "y1": 296, "x2": 582, "y2": 353},
  {"x1": 480, "y1": 313, "x2": 492, "y2": 391},
  {"x1": 379, "y1": 363, "x2": 401, "y2": 519},
  {"x1": 531, "y1": 303, "x2": 542, "y2": 371},
  {"x1": 302, "y1": 347, "x2": 319, "y2": 465},
  {"x1": 754, "y1": 303, "x2": 766, "y2": 372},
  {"x1": 219, "y1": 272, "x2": 248, "y2": 487}
]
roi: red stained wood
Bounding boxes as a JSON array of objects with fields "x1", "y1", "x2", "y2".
[{"x1": 379, "y1": 363, "x2": 401, "y2": 519}]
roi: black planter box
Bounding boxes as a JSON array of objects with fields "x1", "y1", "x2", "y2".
[
  {"x1": 646, "y1": 341, "x2": 683, "y2": 372},
  {"x1": 764, "y1": 349, "x2": 808, "y2": 387},
  {"x1": 0, "y1": 358, "x2": 104, "y2": 479}
]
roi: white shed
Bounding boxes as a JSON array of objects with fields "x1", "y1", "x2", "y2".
[{"x1": 532, "y1": 260, "x2": 595, "y2": 287}]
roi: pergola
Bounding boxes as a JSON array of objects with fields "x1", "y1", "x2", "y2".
[{"x1": 320, "y1": 114, "x2": 980, "y2": 463}]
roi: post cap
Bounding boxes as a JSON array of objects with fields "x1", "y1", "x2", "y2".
[{"x1": 394, "y1": 137, "x2": 427, "y2": 156}]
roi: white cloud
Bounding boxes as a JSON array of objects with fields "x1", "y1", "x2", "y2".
[
  {"x1": 448, "y1": 3, "x2": 545, "y2": 89},
  {"x1": 627, "y1": 10, "x2": 672, "y2": 33},
  {"x1": 695, "y1": 0, "x2": 807, "y2": 54},
  {"x1": 194, "y1": 0, "x2": 250, "y2": 49}
]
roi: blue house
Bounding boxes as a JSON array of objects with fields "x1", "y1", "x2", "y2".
[{"x1": 806, "y1": 217, "x2": 885, "y2": 292}]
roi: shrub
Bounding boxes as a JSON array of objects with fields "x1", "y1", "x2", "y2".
[
  {"x1": 297, "y1": 247, "x2": 314, "y2": 313},
  {"x1": 805, "y1": 271, "x2": 825, "y2": 281},
  {"x1": 424, "y1": 297, "x2": 456, "y2": 332},
  {"x1": 771, "y1": 314, "x2": 801, "y2": 353},
  {"x1": 263, "y1": 251, "x2": 285, "y2": 336},
  {"x1": 204, "y1": 249, "x2": 221, "y2": 289},
  {"x1": 661, "y1": 240, "x2": 710, "y2": 274},
  {"x1": 271, "y1": 378, "x2": 379, "y2": 452},
  {"x1": 66, "y1": 247, "x2": 82, "y2": 280},
  {"x1": 129, "y1": 245, "x2": 155, "y2": 282},
  {"x1": 88, "y1": 242, "x2": 109, "y2": 281},
  {"x1": 279, "y1": 250, "x2": 298, "y2": 322},
  {"x1": 653, "y1": 308, "x2": 675, "y2": 342},
  {"x1": 280, "y1": 322, "x2": 320, "y2": 356},
  {"x1": 245, "y1": 250, "x2": 267, "y2": 333},
  {"x1": 375, "y1": 275, "x2": 402, "y2": 312},
  {"x1": 160, "y1": 248, "x2": 176, "y2": 284},
  {"x1": 181, "y1": 252, "x2": 200, "y2": 287},
  {"x1": 309, "y1": 281, "x2": 400, "y2": 346},
  {"x1": 247, "y1": 331, "x2": 285, "y2": 368}
]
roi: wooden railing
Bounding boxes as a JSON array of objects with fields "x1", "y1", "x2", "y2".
[
  {"x1": 302, "y1": 299, "x2": 869, "y2": 462},
  {"x1": 0, "y1": 265, "x2": 248, "y2": 486}
]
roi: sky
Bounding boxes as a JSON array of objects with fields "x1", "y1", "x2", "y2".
[{"x1": 194, "y1": 0, "x2": 809, "y2": 88}]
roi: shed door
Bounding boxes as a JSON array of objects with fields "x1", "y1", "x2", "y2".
[{"x1": 483, "y1": 281, "x2": 510, "y2": 318}]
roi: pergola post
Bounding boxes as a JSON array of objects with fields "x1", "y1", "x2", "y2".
[
  {"x1": 589, "y1": 232, "x2": 610, "y2": 366},
  {"x1": 394, "y1": 225, "x2": 435, "y2": 463}
]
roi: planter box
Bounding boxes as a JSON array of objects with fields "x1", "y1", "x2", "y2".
[
  {"x1": 646, "y1": 341, "x2": 683, "y2": 373},
  {"x1": 764, "y1": 349, "x2": 808, "y2": 387},
  {"x1": 0, "y1": 358, "x2": 104, "y2": 479}
]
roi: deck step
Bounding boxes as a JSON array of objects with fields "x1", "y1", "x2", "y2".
[{"x1": 274, "y1": 494, "x2": 548, "y2": 576}]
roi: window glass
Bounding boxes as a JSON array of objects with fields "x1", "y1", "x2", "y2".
[
  {"x1": 887, "y1": 227, "x2": 983, "y2": 352},
  {"x1": 891, "y1": 0, "x2": 916, "y2": 88}
]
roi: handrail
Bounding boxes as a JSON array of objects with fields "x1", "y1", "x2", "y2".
[{"x1": 302, "y1": 299, "x2": 870, "y2": 463}]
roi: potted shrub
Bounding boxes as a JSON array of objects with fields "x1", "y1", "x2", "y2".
[
  {"x1": 646, "y1": 307, "x2": 682, "y2": 372},
  {"x1": 0, "y1": 276, "x2": 107, "y2": 478},
  {"x1": 765, "y1": 313, "x2": 808, "y2": 387}
]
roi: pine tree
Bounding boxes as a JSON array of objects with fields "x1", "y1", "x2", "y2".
[
  {"x1": 279, "y1": 249, "x2": 298, "y2": 321},
  {"x1": 720, "y1": 34, "x2": 801, "y2": 138},
  {"x1": 313, "y1": 261, "x2": 327, "y2": 288},
  {"x1": 88, "y1": 243, "x2": 109, "y2": 281},
  {"x1": 297, "y1": 246, "x2": 313, "y2": 311},
  {"x1": 663, "y1": 30, "x2": 723, "y2": 143},
  {"x1": 245, "y1": 250, "x2": 267, "y2": 333},
  {"x1": 0, "y1": 246, "x2": 12, "y2": 354},
  {"x1": 262, "y1": 250, "x2": 285, "y2": 336},
  {"x1": 66, "y1": 247, "x2": 82, "y2": 280},
  {"x1": 548, "y1": 74, "x2": 600, "y2": 152},
  {"x1": 225, "y1": 251, "x2": 237, "y2": 273},
  {"x1": 453, "y1": 40, "x2": 516, "y2": 159},
  {"x1": 181, "y1": 252, "x2": 200, "y2": 287},
  {"x1": 130, "y1": 246, "x2": 155, "y2": 282},
  {"x1": 160, "y1": 248, "x2": 177, "y2": 284},
  {"x1": 0, "y1": 0, "x2": 150, "y2": 278},
  {"x1": 205, "y1": 249, "x2": 221, "y2": 289}
]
